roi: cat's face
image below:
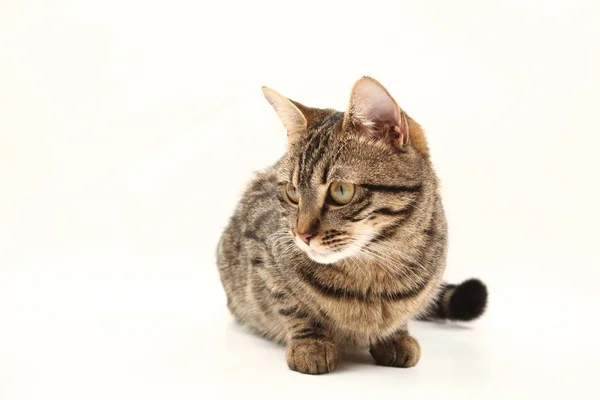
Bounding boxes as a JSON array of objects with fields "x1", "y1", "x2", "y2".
[
  {"x1": 264, "y1": 77, "x2": 431, "y2": 264},
  {"x1": 276, "y1": 114, "x2": 428, "y2": 264}
]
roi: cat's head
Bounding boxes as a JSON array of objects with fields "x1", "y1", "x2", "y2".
[{"x1": 264, "y1": 77, "x2": 435, "y2": 264}]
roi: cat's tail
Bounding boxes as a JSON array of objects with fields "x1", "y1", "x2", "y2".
[{"x1": 416, "y1": 279, "x2": 488, "y2": 322}]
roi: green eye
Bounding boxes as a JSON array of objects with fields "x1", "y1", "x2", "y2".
[
  {"x1": 284, "y1": 182, "x2": 300, "y2": 204},
  {"x1": 329, "y1": 182, "x2": 355, "y2": 205}
]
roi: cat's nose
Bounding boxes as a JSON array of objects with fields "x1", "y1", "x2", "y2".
[
  {"x1": 297, "y1": 216, "x2": 320, "y2": 245},
  {"x1": 298, "y1": 232, "x2": 314, "y2": 244}
]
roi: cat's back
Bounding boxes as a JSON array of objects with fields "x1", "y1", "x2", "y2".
[{"x1": 216, "y1": 162, "x2": 282, "y2": 309}]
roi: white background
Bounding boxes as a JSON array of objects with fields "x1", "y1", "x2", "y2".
[{"x1": 1, "y1": 0, "x2": 599, "y2": 398}]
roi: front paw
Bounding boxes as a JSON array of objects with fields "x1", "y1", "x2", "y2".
[
  {"x1": 286, "y1": 339, "x2": 339, "y2": 375},
  {"x1": 370, "y1": 334, "x2": 421, "y2": 368}
]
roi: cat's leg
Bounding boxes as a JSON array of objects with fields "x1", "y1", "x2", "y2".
[
  {"x1": 369, "y1": 323, "x2": 421, "y2": 368},
  {"x1": 277, "y1": 303, "x2": 339, "y2": 375}
]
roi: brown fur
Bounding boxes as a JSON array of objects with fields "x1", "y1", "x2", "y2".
[
  {"x1": 216, "y1": 77, "x2": 484, "y2": 374},
  {"x1": 286, "y1": 339, "x2": 339, "y2": 375},
  {"x1": 406, "y1": 115, "x2": 430, "y2": 156},
  {"x1": 370, "y1": 333, "x2": 421, "y2": 368}
]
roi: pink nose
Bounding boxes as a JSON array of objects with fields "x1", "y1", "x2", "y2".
[
  {"x1": 298, "y1": 232, "x2": 314, "y2": 244},
  {"x1": 296, "y1": 217, "x2": 320, "y2": 245}
]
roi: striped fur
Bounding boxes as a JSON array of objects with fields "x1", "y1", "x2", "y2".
[{"x1": 216, "y1": 77, "x2": 487, "y2": 374}]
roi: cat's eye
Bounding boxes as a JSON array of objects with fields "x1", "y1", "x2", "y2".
[
  {"x1": 283, "y1": 182, "x2": 300, "y2": 205},
  {"x1": 328, "y1": 182, "x2": 355, "y2": 206}
]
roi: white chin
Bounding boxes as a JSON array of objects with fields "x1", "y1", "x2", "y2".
[
  {"x1": 305, "y1": 248, "x2": 354, "y2": 264},
  {"x1": 293, "y1": 236, "x2": 369, "y2": 265}
]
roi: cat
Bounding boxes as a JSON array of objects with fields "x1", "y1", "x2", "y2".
[{"x1": 216, "y1": 77, "x2": 487, "y2": 375}]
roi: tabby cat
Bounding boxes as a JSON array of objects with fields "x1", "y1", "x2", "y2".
[{"x1": 216, "y1": 77, "x2": 487, "y2": 375}]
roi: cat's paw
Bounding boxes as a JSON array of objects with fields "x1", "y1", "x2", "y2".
[
  {"x1": 370, "y1": 334, "x2": 421, "y2": 368},
  {"x1": 285, "y1": 339, "x2": 339, "y2": 375}
]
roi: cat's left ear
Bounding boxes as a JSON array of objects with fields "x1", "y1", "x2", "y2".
[
  {"x1": 344, "y1": 76, "x2": 428, "y2": 155},
  {"x1": 262, "y1": 87, "x2": 311, "y2": 145}
]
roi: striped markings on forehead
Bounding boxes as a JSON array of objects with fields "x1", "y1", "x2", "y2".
[{"x1": 293, "y1": 112, "x2": 344, "y2": 186}]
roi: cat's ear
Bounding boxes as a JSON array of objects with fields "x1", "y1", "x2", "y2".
[
  {"x1": 262, "y1": 87, "x2": 309, "y2": 144},
  {"x1": 344, "y1": 76, "x2": 428, "y2": 155}
]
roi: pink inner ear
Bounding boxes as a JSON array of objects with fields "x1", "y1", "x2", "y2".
[
  {"x1": 353, "y1": 80, "x2": 400, "y2": 126},
  {"x1": 349, "y1": 78, "x2": 411, "y2": 149}
]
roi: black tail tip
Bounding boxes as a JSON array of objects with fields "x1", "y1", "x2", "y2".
[{"x1": 448, "y1": 278, "x2": 488, "y2": 321}]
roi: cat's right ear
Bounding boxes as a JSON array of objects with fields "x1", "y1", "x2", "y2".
[{"x1": 262, "y1": 87, "x2": 308, "y2": 144}]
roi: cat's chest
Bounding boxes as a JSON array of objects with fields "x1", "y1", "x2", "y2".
[
  {"x1": 318, "y1": 296, "x2": 417, "y2": 338},
  {"x1": 297, "y1": 262, "x2": 437, "y2": 341}
]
